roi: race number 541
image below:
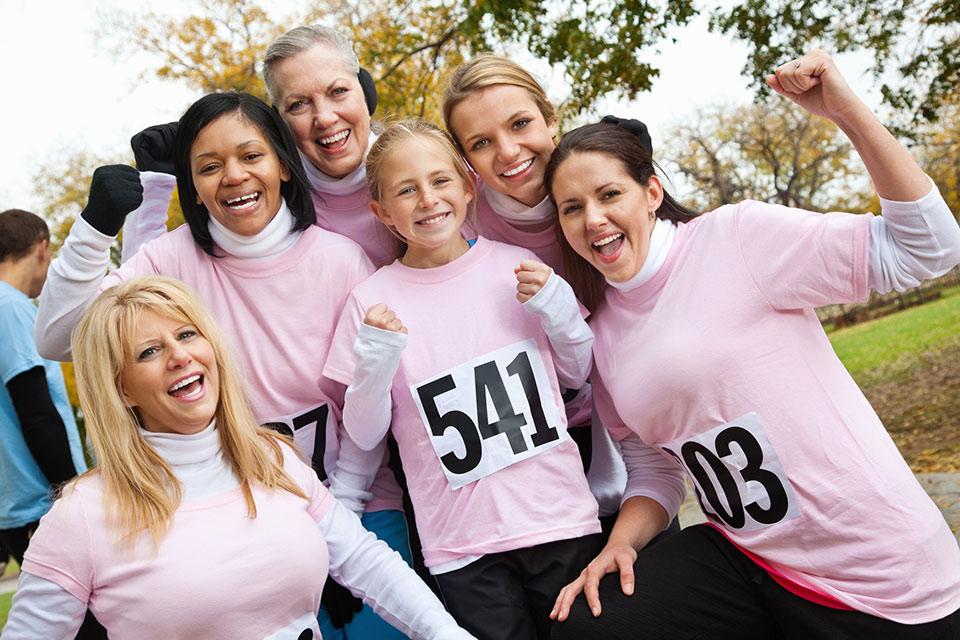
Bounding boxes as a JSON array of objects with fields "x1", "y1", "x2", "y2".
[{"x1": 411, "y1": 339, "x2": 566, "y2": 489}]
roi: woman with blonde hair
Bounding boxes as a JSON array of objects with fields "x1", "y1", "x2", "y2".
[
  {"x1": 442, "y1": 54, "x2": 649, "y2": 540},
  {"x1": 6, "y1": 276, "x2": 474, "y2": 639}
]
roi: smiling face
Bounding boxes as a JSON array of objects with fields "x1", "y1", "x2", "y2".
[
  {"x1": 448, "y1": 84, "x2": 556, "y2": 208},
  {"x1": 120, "y1": 311, "x2": 220, "y2": 435},
  {"x1": 553, "y1": 151, "x2": 664, "y2": 283},
  {"x1": 190, "y1": 112, "x2": 290, "y2": 237},
  {"x1": 370, "y1": 136, "x2": 474, "y2": 268},
  {"x1": 271, "y1": 44, "x2": 371, "y2": 179}
]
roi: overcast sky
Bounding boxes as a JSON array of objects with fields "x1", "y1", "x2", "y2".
[{"x1": 1, "y1": 0, "x2": 880, "y2": 213}]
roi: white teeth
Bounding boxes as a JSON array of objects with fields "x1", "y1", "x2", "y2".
[
  {"x1": 417, "y1": 213, "x2": 448, "y2": 225},
  {"x1": 225, "y1": 193, "x2": 260, "y2": 209},
  {"x1": 319, "y1": 130, "x2": 350, "y2": 145},
  {"x1": 592, "y1": 233, "x2": 623, "y2": 248},
  {"x1": 502, "y1": 159, "x2": 533, "y2": 177},
  {"x1": 168, "y1": 375, "x2": 200, "y2": 393}
]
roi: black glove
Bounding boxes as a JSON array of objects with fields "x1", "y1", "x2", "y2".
[
  {"x1": 80, "y1": 165, "x2": 144, "y2": 237},
  {"x1": 130, "y1": 122, "x2": 179, "y2": 174},
  {"x1": 320, "y1": 576, "x2": 363, "y2": 629},
  {"x1": 600, "y1": 115, "x2": 653, "y2": 154}
]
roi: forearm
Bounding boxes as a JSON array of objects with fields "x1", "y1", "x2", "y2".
[
  {"x1": 3, "y1": 571, "x2": 87, "y2": 639},
  {"x1": 121, "y1": 171, "x2": 176, "y2": 263},
  {"x1": 327, "y1": 436, "x2": 386, "y2": 515},
  {"x1": 341, "y1": 323, "x2": 406, "y2": 451},
  {"x1": 7, "y1": 368, "x2": 78, "y2": 486},
  {"x1": 608, "y1": 495, "x2": 670, "y2": 552},
  {"x1": 322, "y1": 501, "x2": 474, "y2": 639},
  {"x1": 35, "y1": 215, "x2": 114, "y2": 360},
  {"x1": 833, "y1": 101, "x2": 929, "y2": 202},
  {"x1": 523, "y1": 272, "x2": 594, "y2": 388}
]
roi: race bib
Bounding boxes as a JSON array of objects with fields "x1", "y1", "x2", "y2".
[
  {"x1": 410, "y1": 339, "x2": 567, "y2": 489},
  {"x1": 262, "y1": 403, "x2": 334, "y2": 481},
  {"x1": 661, "y1": 412, "x2": 799, "y2": 532}
]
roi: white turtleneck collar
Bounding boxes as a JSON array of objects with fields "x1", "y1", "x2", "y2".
[
  {"x1": 481, "y1": 182, "x2": 555, "y2": 227},
  {"x1": 208, "y1": 198, "x2": 300, "y2": 259},
  {"x1": 300, "y1": 131, "x2": 378, "y2": 196},
  {"x1": 607, "y1": 217, "x2": 677, "y2": 292},
  {"x1": 140, "y1": 421, "x2": 239, "y2": 501}
]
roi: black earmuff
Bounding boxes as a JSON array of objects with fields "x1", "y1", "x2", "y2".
[{"x1": 358, "y1": 67, "x2": 378, "y2": 116}]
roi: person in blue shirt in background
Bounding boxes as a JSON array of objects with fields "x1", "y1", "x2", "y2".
[{"x1": 0, "y1": 209, "x2": 107, "y2": 638}]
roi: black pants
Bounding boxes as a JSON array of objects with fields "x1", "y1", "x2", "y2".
[
  {"x1": 552, "y1": 524, "x2": 960, "y2": 640},
  {"x1": 1, "y1": 521, "x2": 108, "y2": 640},
  {"x1": 436, "y1": 534, "x2": 603, "y2": 640}
]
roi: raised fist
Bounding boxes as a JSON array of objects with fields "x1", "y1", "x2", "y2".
[
  {"x1": 130, "y1": 121, "x2": 179, "y2": 175},
  {"x1": 80, "y1": 165, "x2": 144, "y2": 237}
]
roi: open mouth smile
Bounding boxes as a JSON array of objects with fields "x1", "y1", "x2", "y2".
[
  {"x1": 222, "y1": 192, "x2": 261, "y2": 210},
  {"x1": 167, "y1": 374, "x2": 205, "y2": 401}
]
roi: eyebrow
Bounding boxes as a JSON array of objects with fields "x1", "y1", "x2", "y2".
[
  {"x1": 193, "y1": 140, "x2": 263, "y2": 161},
  {"x1": 284, "y1": 77, "x2": 351, "y2": 102}
]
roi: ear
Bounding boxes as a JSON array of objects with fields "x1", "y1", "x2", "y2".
[
  {"x1": 463, "y1": 173, "x2": 477, "y2": 205},
  {"x1": 36, "y1": 238, "x2": 51, "y2": 260},
  {"x1": 369, "y1": 200, "x2": 392, "y2": 226},
  {"x1": 646, "y1": 175, "x2": 665, "y2": 214},
  {"x1": 547, "y1": 117, "x2": 558, "y2": 140},
  {"x1": 280, "y1": 161, "x2": 291, "y2": 183}
]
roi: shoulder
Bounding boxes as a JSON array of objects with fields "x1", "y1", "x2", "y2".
[
  {"x1": 135, "y1": 224, "x2": 205, "y2": 265},
  {"x1": 0, "y1": 288, "x2": 34, "y2": 330},
  {"x1": 299, "y1": 227, "x2": 375, "y2": 276}
]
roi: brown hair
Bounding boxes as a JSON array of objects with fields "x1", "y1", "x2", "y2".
[
  {"x1": 544, "y1": 123, "x2": 699, "y2": 312},
  {"x1": 0, "y1": 209, "x2": 49, "y2": 262}
]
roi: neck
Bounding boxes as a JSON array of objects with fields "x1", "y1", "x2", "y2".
[
  {"x1": 207, "y1": 199, "x2": 300, "y2": 259},
  {"x1": 401, "y1": 237, "x2": 470, "y2": 269},
  {"x1": 0, "y1": 261, "x2": 35, "y2": 297}
]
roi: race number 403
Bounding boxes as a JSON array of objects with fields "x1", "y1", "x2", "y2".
[
  {"x1": 662, "y1": 412, "x2": 799, "y2": 532},
  {"x1": 410, "y1": 339, "x2": 567, "y2": 489}
]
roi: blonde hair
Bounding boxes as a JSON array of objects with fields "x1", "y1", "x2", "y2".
[
  {"x1": 441, "y1": 54, "x2": 556, "y2": 148},
  {"x1": 365, "y1": 118, "x2": 476, "y2": 255},
  {"x1": 71, "y1": 276, "x2": 306, "y2": 549}
]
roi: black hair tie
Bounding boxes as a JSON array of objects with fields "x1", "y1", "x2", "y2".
[{"x1": 600, "y1": 115, "x2": 652, "y2": 154}]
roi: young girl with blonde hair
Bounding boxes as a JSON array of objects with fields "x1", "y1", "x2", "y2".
[
  {"x1": 324, "y1": 119, "x2": 685, "y2": 639},
  {"x1": 5, "y1": 276, "x2": 474, "y2": 639}
]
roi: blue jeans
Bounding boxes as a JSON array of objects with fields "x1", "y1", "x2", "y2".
[{"x1": 318, "y1": 509, "x2": 413, "y2": 640}]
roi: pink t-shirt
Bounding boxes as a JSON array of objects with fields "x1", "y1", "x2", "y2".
[
  {"x1": 465, "y1": 185, "x2": 592, "y2": 429},
  {"x1": 23, "y1": 445, "x2": 333, "y2": 639},
  {"x1": 103, "y1": 225, "x2": 402, "y2": 512},
  {"x1": 311, "y1": 186, "x2": 398, "y2": 268},
  {"x1": 324, "y1": 237, "x2": 600, "y2": 567},
  {"x1": 591, "y1": 201, "x2": 960, "y2": 624}
]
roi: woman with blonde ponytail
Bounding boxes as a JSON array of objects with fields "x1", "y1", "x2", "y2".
[{"x1": 5, "y1": 276, "x2": 474, "y2": 640}]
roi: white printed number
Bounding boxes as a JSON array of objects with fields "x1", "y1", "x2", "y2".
[
  {"x1": 411, "y1": 340, "x2": 566, "y2": 489},
  {"x1": 662, "y1": 413, "x2": 799, "y2": 532}
]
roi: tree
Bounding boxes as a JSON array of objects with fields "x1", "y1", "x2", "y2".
[
  {"x1": 105, "y1": 0, "x2": 700, "y2": 122},
  {"x1": 32, "y1": 149, "x2": 120, "y2": 253},
  {"x1": 917, "y1": 99, "x2": 960, "y2": 216},
  {"x1": 662, "y1": 99, "x2": 867, "y2": 212},
  {"x1": 711, "y1": 0, "x2": 960, "y2": 126}
]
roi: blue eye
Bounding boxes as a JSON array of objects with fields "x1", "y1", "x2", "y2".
[{"x1": 470, "y1": 138, "x2": 489, "y2": 152}]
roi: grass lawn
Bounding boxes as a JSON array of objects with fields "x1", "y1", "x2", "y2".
[
  {"x1": 829, "y1": 285, "x2": 960, "y2": 471},
  {"x1": 0, "y1": 558, "x2": 19, "y2": 629},
  {"x1": 829, "y1": 285, "x2": 960, "y2": 385}
]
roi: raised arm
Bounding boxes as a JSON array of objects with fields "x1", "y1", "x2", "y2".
[
  {"x1": 35, "y1": 165, "x2": 143, "y2": 360},
  {"x1": 517, "y1": 261, "x2": 594, "y2": 388},
  {"x1": 769, "y1": 50, "x2": 960, "y2": 292}
]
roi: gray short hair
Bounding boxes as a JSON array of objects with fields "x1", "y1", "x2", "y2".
[{"x1": 262, "y1": 25, "x2": 360, "y2": 104}]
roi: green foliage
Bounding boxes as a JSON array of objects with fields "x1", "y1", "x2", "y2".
[{"x1": 710, "y1": 0, "x2": 960, "y2": 126}]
